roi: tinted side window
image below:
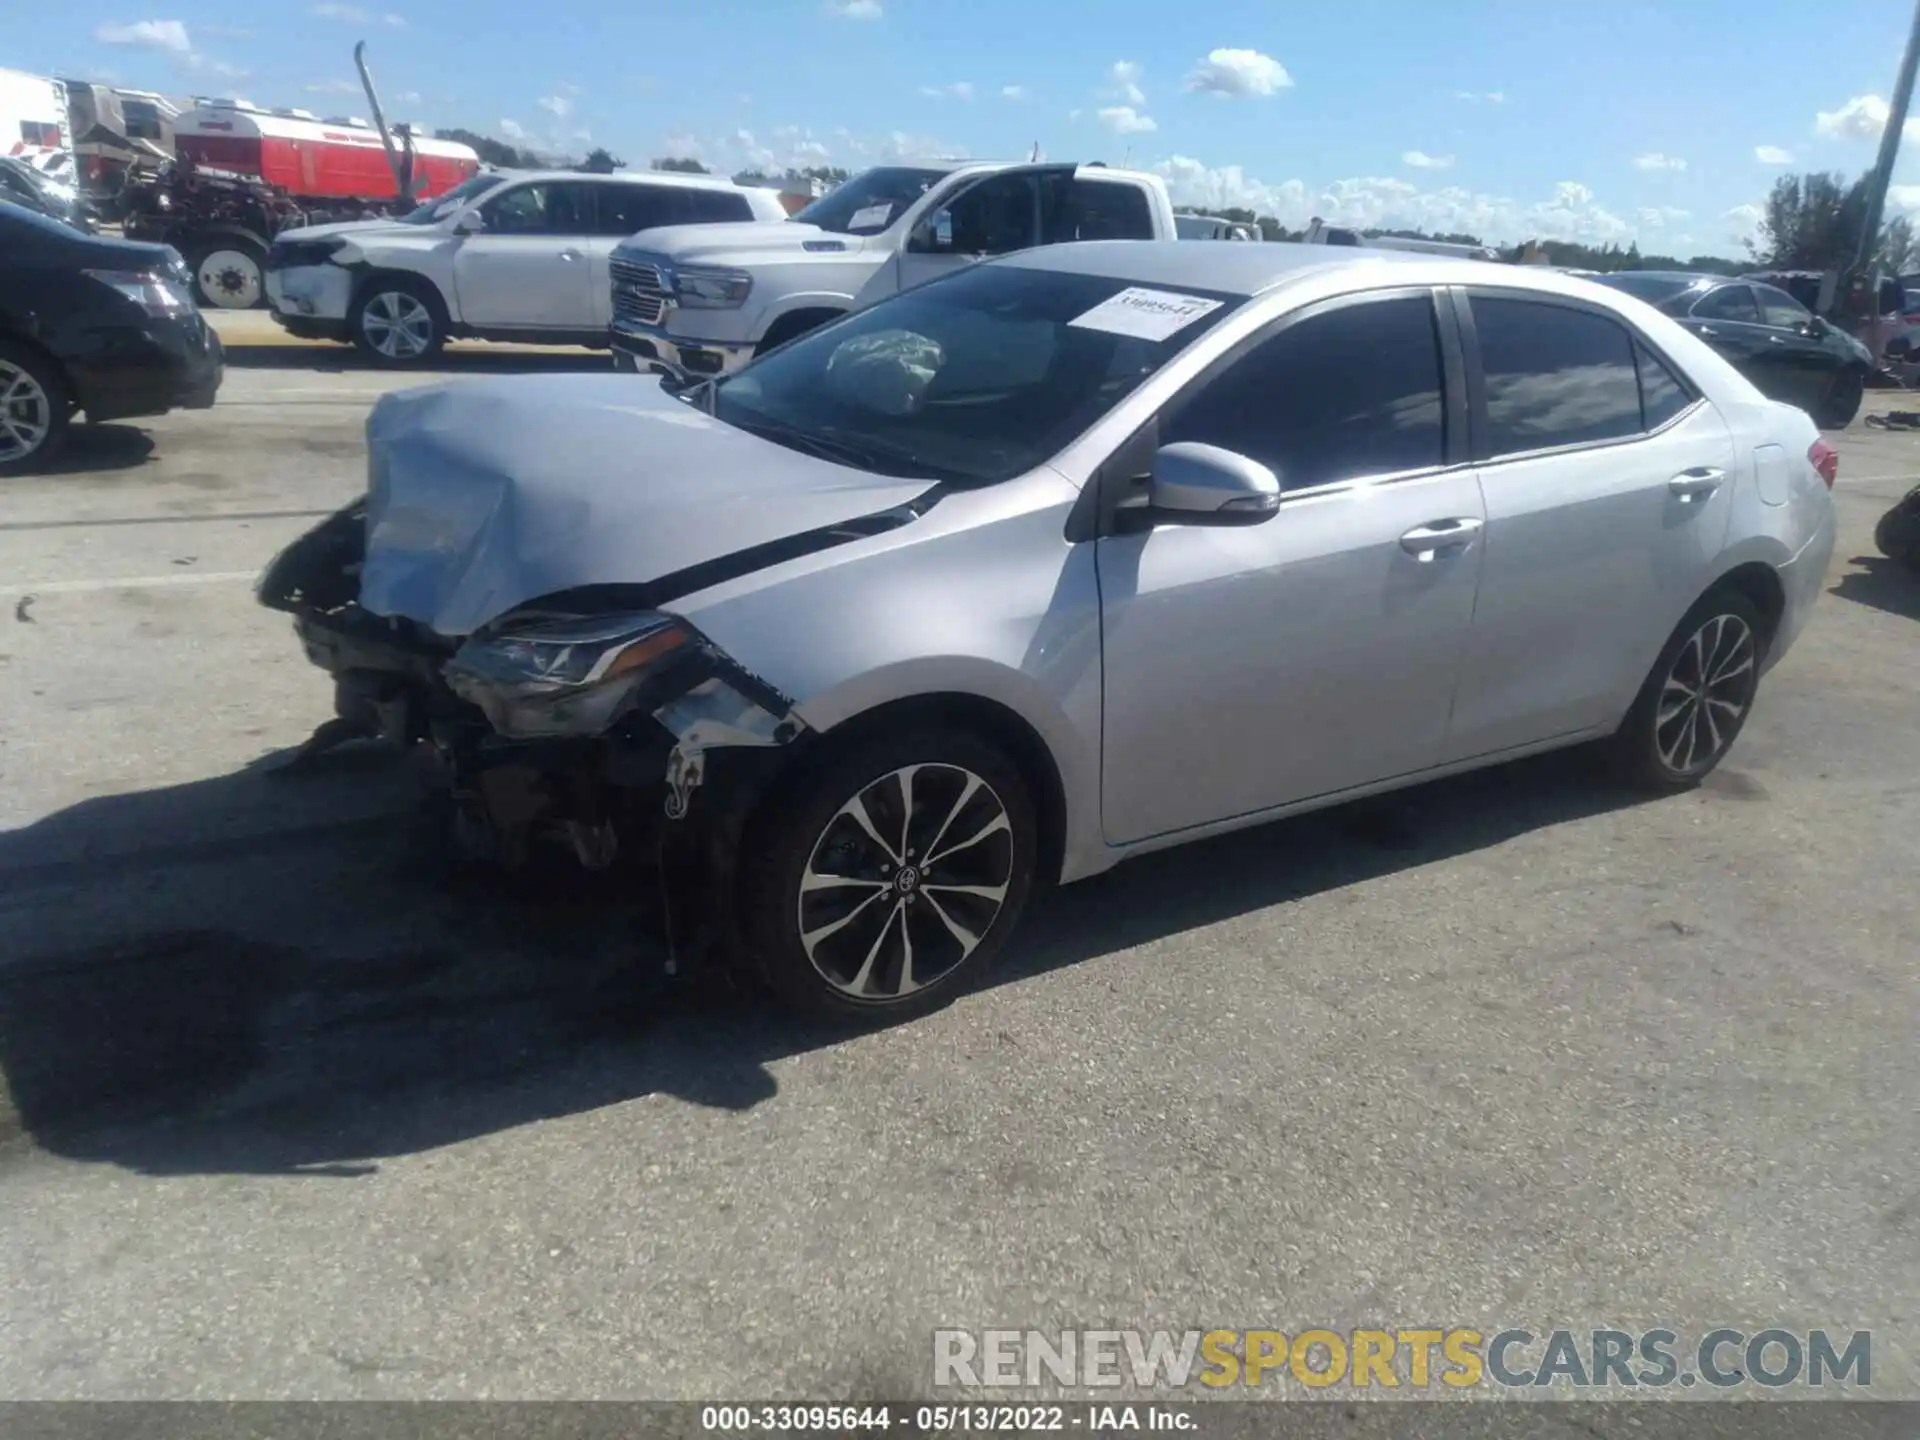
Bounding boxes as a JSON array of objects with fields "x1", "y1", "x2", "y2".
[
  {"x1": 1636, "y1": 340, "x2": 1693, "y2": 430},
  {"x1": 1162, "y1": 296, "x2": 1445, "y2": 490},
  {"x1": 592, "y1": 182, "x2": 681, "y2": 237},
  {"x1": 481, "y1": 183, "x2": 552, "y2": 234},
  {"x1": 1062, "y1": 180, "x2": 1155, "y2": 241},
  {"x1": 943, "y1": 173, "x2": 1038, "y2": 255},
  {"x1": 1472, "y1": 297, "x2": 1640, "y2": 456},
  {"x1": 1691, "y1": 284, "x2": 1763, "y2": 324},
  {"x1": 681, "y1": 188, "x2": 753, "y2": 224},
  {"x1": 1754, "y1": 284, "x2": 1812, "y2": 330}
]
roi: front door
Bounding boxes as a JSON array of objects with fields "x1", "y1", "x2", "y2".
[
  {"x1": 1096, "y1": 290, "x2": 1487, "y2": 844},
  {"x1": 1676, "y1": 282, "x2": 1774, "y2": 389},
  {"x1": 1751, "y1": 282, "x2": 1844, "y2": 410},
  {"x1": 1442, "y1": 290, "x2": 1737, "y2": 762},
  {"x1": 452, "y1": 180, "x2": 597, "y2": 328},
  {"x1": 892, "y1": 164, "x2": 1077, "y2": 297}
]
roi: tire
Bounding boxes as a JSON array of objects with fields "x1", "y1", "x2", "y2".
[
  {"x1": 0, "y1": 341, "x2": 72, "y2": 477},
  {"x1": 187, "y1": 237, "x2": 267, "y2": 310},
  {"x1": 1818, "y1": 369, "x2": 1865, "y2": 429},
  {"x1": 349, "y1": 276, "x2": 447, "y2": 366},
  {"x1": 1608, "y1": 586, "x2": 1767, "y2": 792},
  {"x1": 1874, "y1": 484, "x2": 1920, "y2": 568},
  {"x1": 739, "y1": 726, "x2": 1038, "y2": 1022}
]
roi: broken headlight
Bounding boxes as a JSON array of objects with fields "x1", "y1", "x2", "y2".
[{"x1": 443, "y1": 610, "x2": 693, "y2": 740}]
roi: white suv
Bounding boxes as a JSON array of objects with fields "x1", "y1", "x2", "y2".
[{"x1": 263, "y1": 169, "x2": 787, "y2": 364}]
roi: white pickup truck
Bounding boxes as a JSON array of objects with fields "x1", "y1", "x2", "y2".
[{"x1": 607, "y1": 160, "x2": 1179, "y2": 381}]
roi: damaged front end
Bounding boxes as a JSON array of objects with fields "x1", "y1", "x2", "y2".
[{"x1": 258, "y1": 500, "x2": 807, "y2": 970}]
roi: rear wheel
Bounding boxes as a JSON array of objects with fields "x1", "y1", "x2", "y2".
[
  {"x1": 1818, "y1": 369, "x2": 1865, "y2": 429},
  {"x1": 740, "y1": 727, "x2": 1038, "y2": 1022},
  {"x1": 1874, "y1": 483, "x2": 1920, "y2": 569},
  {"x1": 0, "y1": 342, "x2": 72, "y2": 477},
  {"x1": 1608, "y1": 587, "x2": 1766, "y2": 791},
  {"x1": 350, "y1": 277, "x2": 447, "y2": 366},
  {"x1": 188, "y1": 238, "x2": 267, "y2": 310}
]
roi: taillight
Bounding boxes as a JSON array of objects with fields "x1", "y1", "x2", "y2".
[{"x1": 1809, "y1": 439, "x2": 1838, "y2": 489}]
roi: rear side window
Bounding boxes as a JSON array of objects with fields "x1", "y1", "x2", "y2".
[
  {"x1": 593, "y1": 182, "x2": 682, "y2": 237},
  {"x1": 1471, "y1": 296, "x2": 1641, "y2": 456},
  {"x1": 1063, "y1": 181, "x2": 1155, "y2": 241},
  {"x1": 680, "y1": 188, "x2": 753, "y2": 224},
  {"x1": 1162, "y1": 295, "x2": 1445, "y2": 490},
  {"x1": 1754, "y1": 284, "x2": 1812, "y2": 330},
  {"x1": 1636, "y1": 341, "x2": 1693, "y2": 430}
]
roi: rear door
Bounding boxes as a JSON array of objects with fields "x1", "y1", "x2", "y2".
[
  {"x1": 1440, "y1": 289, "x2": 1737, "y2": 762},
  {"x1": 453, "y1": 179, "x2": 598, "y2": 328},
  {"x1": 1751, "y1": 282, "x2": 1845, "y2": 409}
]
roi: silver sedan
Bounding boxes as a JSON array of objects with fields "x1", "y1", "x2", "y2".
[{"x1": 265, "y1": 241, "x2": 1839, "y2": 1019}]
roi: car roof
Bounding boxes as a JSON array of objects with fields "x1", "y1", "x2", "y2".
[
  {"x1": 484, "y1": 168, "x2": 755, "y2": 192},
  {"x1": 998, "y1": 239, "x2": 1478, "y2": 297},
  {"x1": 1608, "y1": 269, "x2": 1722, "y2": 284}
]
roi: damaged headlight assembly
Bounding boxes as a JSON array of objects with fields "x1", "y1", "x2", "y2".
[{"x1": 443, "y1": 611, "x2": 696, "y2": 740}]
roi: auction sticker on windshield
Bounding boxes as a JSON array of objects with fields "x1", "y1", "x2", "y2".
[
  {"x1": 849, "y1": 203, "x2": 894, "y2": 230},
  {"x1": 1069, "y1": 287, "x2": 1225, "y2": 342}
]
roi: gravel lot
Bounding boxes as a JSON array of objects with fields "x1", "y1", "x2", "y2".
[{"x1": 0, "y1": 311, "x2": 1915, "y2": 1406}]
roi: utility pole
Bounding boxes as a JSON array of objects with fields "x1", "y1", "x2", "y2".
[{"x1": 1843, "y1": 0, "x2": 1920, "y2": 326}]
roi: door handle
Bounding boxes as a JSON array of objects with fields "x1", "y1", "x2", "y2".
[
  {"x1": 1668, "y1": 468, "x2": 1724, "y2": 502},
  {"x1": 1399, "y1": 517, "x2": 1483, "y2": 560},
  {"x1": 558, "y1": 249, "x2": 582, "y2": 262},
  {"x1": 1694, "y1": 325, "x2": 1717, "y2": 336},
  {"x1": 1768, "y1": 335, "x2": 1786, "y2": 345}
]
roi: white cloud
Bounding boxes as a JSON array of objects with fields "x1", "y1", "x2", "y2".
[
  {"x1": 1453, "y1": 90, "x2": 1507, "y2": 103},
  {"x1": 538, "y1": 94, "x2": 573, "y2": 118},
  {"x1": 826, "y1": 0, "x2": 881, "y2": 17},
  {"x1": 310, "y1": 2, "x2": 369, "y2": 19},
  {"x1": 880, "y1": 130, "x2": 968, "y2": 161},
  {"x1": 499, "y1": 118, "x2": 531, "y2": 142},
  {"x1": 918, "y1": 82, "x2": 974, "y2": 100},
  {"x1": 1724, "y1": 203, "x2": 1764, "y2": 246},
  {"x1": 94, "y1": 19, "x2": 192, "y2": 52},
  {"x1": 1002, "y1": 84, "x2": 1026, "y2": 101},
  {"x1": 1152, "y1": 154, "x2": 1665, "y2": 247},
  {"x1": 1633, "y1": 152, "x2": 1687, "y2": 172},
  {"x1": 1402, "y1": 150, "x2": 1454, "y2": 170},
  {"x1": 1887, "y1": 184, "x2": 1920, "y2": 213},
  {"x1": 1754, "y1": 145, "x2": 1793, "y2": 165},
  {"x1": 383, "y1": 11, "x2": 406, "y2": 25},
  {"x1": 1636, "y1": 206, "x2": 1690, "y2": 230},
  {"x1": 1107, "y1": 61, "x2": 1145, "y2": 106},
  {"x1": 394, "y1": 89, "x2": 421, "y2": 105},
  {"x1": 1184, "y1": 48, "x2": 1291, "y2": 97},
  {"x1": 303, "y1": 79, "x2": 359, "y2": 94},
  {"x1": 1813, "y1": 93, "x2": 1920, "y2": 143},
  {"x1": 1098, "y1": 105, "x2": 1157, "y2": 134}
]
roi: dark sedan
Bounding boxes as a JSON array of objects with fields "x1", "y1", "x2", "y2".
[
  {"x1": 0, "y1": 200, "x2": 223, "y2": 475},
  {"x1": 1594, "y1": 270, "x2": 1872, "y2": 428},
  {"x1": 0, "y1": 155, "x2": 95, "y2": 233}
]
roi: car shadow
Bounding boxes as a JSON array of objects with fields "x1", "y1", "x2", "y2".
[
  {"x1": 40, "y1": 423, "x2": 156, "y2": 474},
  {"x1": 1830, "y1": 555, "x2": 1920, "y2": 619},
  {"x1": 217, "y1": 344, "x2": 614, "y2": 375},
  {"x1": 0, "y1": 743, "x2": 1652, "y2": 1178}
]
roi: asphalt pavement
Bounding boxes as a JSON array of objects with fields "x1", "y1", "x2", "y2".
[{"x1": 0, "y1": 312, "x2": 1915, "y2": 1405}]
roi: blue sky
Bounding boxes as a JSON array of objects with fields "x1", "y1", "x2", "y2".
[{"x1": 13, "y1": 0, "x2": 1920, "y2": 253}]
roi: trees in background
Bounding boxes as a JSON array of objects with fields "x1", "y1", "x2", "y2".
[
  {"x1": 651, "y1": 156, "x2": 709, "y2": 173},
  {"x1": 1755, "y1": 170, "x2": 1920, "y2": 274}
]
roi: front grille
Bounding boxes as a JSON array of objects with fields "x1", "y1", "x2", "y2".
[{"x1": 610, "y1": 255, "x2": 667, "y2": 325}]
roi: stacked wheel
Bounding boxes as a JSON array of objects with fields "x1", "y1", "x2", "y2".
[{"x1": 1874, "y1": 483, "x2": 1920, "y2": 572}]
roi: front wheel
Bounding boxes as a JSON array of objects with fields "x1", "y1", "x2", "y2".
[
  {"x1": 1818, "y1": 369, "x2": 1865, "y2": 429},
  {"x1": 188, "y1": 238, "x2": 267, "y2": 310},
  {"x1": 740, "y1": 728, "x2": 1038, "y2": 1022},
  {"x1": 350, "y1": 279, "x2": 447, "y2": 366},
  {"x1": 1608, "y1": 587, "x2": 1766, "y2": 791},
  {"x1": 0, "y1": 342, "x2": 72, "y2": 477}
]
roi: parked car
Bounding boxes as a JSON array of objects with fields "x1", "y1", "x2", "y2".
[
  {"x1": 262, "y1": 242, "x2": 1835, "y2": 1018},
  {"x1": 262, "y1": 169, "x2": 788, "y2": 363},
  {"x1": 1303, "y1": 219, "x2": 1501, "y2": 262},
  {"x1": 0, "y1": 154, "x2": 93, "y2": 232},
  {"x1": 1176, "y1": 214, "x2": 1260, "y2": 241},
  {"x1": 1595, "y1": 271, "x2": 1873, "y2": 427},
  {"x1": 606, "y1": 161, "x2": 1178, "y2": 382},
  {"x1": 0, "y1": 199, "x2": 222, "y2": 475}
]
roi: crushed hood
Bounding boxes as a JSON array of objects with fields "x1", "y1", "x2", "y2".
[
  {"x1": 357, "y1": 374, "x2": 934, "y2": 637},
  {"x1": 620, "y1": 220, "x2": 874, "y2": 266},
  {"x1": 272, "y1": 216, "x2": 421, "y2": 244}
]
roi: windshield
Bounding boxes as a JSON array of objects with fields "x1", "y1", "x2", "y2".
[
  {"x1": 792, "y1": 166, "x2": 948, "y2": 235},
  {"x1": 711, "y1": 264, "x2": 1243, "y2": 487},
  {"x1": 399, "y1": 172, "x2": 506, "y2": 225}
]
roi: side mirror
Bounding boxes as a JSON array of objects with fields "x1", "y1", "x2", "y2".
[
  {"x1": 454, "y1": 210, "x2": 484, "y2": 234},
  {"x1": 1140, "y1": 442, "x2": 1281, "y2": 527}
]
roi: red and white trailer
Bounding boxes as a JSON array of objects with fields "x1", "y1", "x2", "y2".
[{"x1": 173, "y1": 101, "x2": 478, "y2": 204}]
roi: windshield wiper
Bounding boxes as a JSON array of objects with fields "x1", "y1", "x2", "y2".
[{"x1": 726, "y1": 415, "x2": 933, "y2": 476}]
